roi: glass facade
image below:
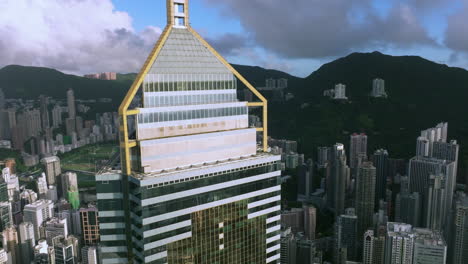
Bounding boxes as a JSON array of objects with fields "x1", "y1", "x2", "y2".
[{"x1": 128, "y1": 162, "x2": 281, "y2": 264}]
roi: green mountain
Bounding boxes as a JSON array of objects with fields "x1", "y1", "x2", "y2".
[
  {"x1": 1, "y1": 52, "x2": 467, "y2": 183},
  {"x1": 268, "y1": 51, "x2": 468, "y2": 184},
  {"x1": 0, "y1": 65, "x2": 132, "y2": 109}
]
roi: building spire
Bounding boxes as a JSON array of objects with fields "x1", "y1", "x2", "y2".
[{"x1": 167, "y1": 0, "x2": 189, "y2": 28}]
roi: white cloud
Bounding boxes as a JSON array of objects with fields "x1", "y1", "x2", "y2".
[{"x1": 0, "y1": 0, "x2": 161, "y2": 74}]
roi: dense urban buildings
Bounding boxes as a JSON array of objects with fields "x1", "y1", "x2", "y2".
[
  {"x1": 96, "y1": 1, "x2": 281, "y2": 263},
  {"x1": 84, "y1": 72, "x2": 117, "y2": 80}
]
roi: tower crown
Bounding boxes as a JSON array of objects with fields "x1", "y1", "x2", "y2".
[{"x1": 167, "y1": 0, "x2": 189, "y2": 28}]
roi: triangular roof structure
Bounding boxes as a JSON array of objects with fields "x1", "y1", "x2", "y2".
[{"x1": 118, "y1": 0, "x2": 268, "y2": 175}]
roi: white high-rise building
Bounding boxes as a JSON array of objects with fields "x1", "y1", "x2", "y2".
[
  {"x1": 385, "y1": 223, "x2": 415, "y2": 264},
  {"x1": 23, "y1": 199, "x2": 54, "y2": 239},
  {"x1": 420, "y1": 122, "x2": 448, "y2": 156},
  {"x1": 36, "y1": 173, "x2": 48, "y2": 198},
  {"x1": 40, "y1": 156, "x2": 61, "y2": 185},
  {"x1": 334, "y1": 83, "x2": 348, "y2": 100},
  {"x1": 371, "y1": 78, "x2": 387, "y2": 98},
  {"x1": 67, "y1": 89, "x2": 76, "y2": 119},
  {"x1": 363, "y1": 230, "x2": 385, "y2": 264}
]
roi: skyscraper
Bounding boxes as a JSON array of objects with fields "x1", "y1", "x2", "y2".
[
  {"x1": 350, "y1": 133, "x2": 367, "y2": 169},
  {"x1": 419, "y1": 122, "x2": 448, "y2": 156},
  {"x1": 39, "y1": 95, "x2": 50, "y2": 131},
  {"x1": 408, "y1": 157, "x2": 456, "y2": 228},
  {"x1": 432, "y1": 139, "x2": 459, "y2": 162},
  {"x1": 97, "y1": 1, "x2": 281, "y2": 263},
  {"x1": 0, "y1": 202, "x2": 11, "y2": 232},
  {"x1": 52, "y1": 235, "x2": 78, "y2": 264},
  {"x1": 67, "y1": 89, "x2": 76, "y2": 120},
  {"x1": 327, "y1": 143, "x2": 350, "y2": 215},
  {"x1": 40, "y1": 156, "x2": 61, "y2": 185},
  {"x1": 384, "y1": 223, "x2": 415, "y2": 264},
  {"x1": 42, "y1": 217, "x2": 68, "y2": 245},
  {"x1": 81, "y1": 246, "x2": 98, "y2": 264},
  {"x1": 362, "y1": 230, "x2": 385, "y2": 264},
  {"x1": 395, "y1": 191, "x2": 421, "y2": 227},
  {"x1": 80, "y1": 206, "x2": 99, "y2": 245},
  {"x1": 372, "y1": 149, "x2": 389, "y2": 207},
  {"x1": 425, "y1": 174, "x2": 447, "y2": 231},
  {"x1": 355, "y1": 162, "x2": 376, "y2": 237},
  {"x1": 451, "y1": 192, "x2": 468, "y2": 264},
  {"x1": 335, "y1": 208, "x2": 358, "y2": 262},
  {"x1": 19, "y1": 221, "x2": 36, "y2": 264},
  {"x1": 2, "y1": 225, "x2": 19, "y2": 264},
  {"x1": 412, "y1": 228, "x2": 447, "y2": 264},
  {"x1": 23, "y1": 199, "x2": 54, "y2": 238}
]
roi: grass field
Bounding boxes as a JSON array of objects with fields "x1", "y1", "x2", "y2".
[{"x1": 61, "y1": 143, "x2": 118, "y2": 173}]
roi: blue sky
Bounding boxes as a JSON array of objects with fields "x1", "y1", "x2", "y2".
[
  {"x1": 1, "y1": 0, "x2": 467, "y2": 77},
  {"x1": 111, "y1": 0, "x2": 468, "y2": 77}
]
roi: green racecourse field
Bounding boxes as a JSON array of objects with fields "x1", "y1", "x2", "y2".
[{"x1": 60, "y1": 143, "x2": 118, "y2": 187}]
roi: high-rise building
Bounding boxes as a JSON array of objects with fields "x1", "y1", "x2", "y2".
[
  {"x1": 371, "y1": 78, "x2": 387, "y2": 98},
  {"x1": 2, "y1": 225, "x2": 19, "y2": 264},
  {"x1": 0, "y1": 202, "x2": 10, "y2": 232},
  {"x1": 327, "y1": 143, "x2": 350, "y2": 215},
  {"x1": 419, "y1": 122, "x2": 448, "y2": 156},
  {"x1": 81, "y1": 246, "x2": 98, "y2": 264},
  {"x1": 52, "y1": 235, "x2": 77, "y2": 264},
  {"x1": 67, "y1": 89, "x2": 76, "y2": 120},
  {"x1": 19, "y1": 221, "x2": 36, "y2": 264},
  {"x1": 451, "y1": 192, "x2": 468, "y2": 264},
  {"x1": 334, "y1": 83, "x2": 348, "y2": 100},
  {"x1": 52, "y1": 104, "x2": 63, "y2": 128},
  {"x1": 416, "y1": 136, "x2": 430, "y2": 157},
  {"x1": 355, "y1": 162, "x2": 376, "y2": 237},
  {"x1": 395, "y1": 191, "x2": 421, "y2": 227},
  {"x1": 335, "y1": 208, "x2": 358, "y2": 262},
  {"x1": 412, "y1": 228, "x2": 447, "y2": 264},
  {"x1": 36, "y1": 173, "x2": 48, "y2": 199},
  {"x1": 408, "y1": 157, "x2": 456, "y2": 228},
  {"x1": 317, "y1": 146, "x2": 330, "y2": 168},
  {"x1": 372, "y1": 149, "x2": 389, "y2": 207},
  {"x1": 23, "y1": 199, "x2": 54, "y2": 238},
  {"x1": 303, "y1": 205, "x2": 317, "y2": 240},
  {"x1": 42, "y1": 217, "x2": 68, "y2": 245},
  {"x1": 425, "y1": 174, "x2": 447, "y2": 231},
  {"x1": 297, "y1": 160, "x2": 315, "y2": 201},
  {"x1": 432, "y1": 140, "x2": 459, "y2": 162},
  {"x1": 384, "y1": 222, "x2": 415, "y2": 264},
  {"x1": 280, "y1": 228, "x2": 296, "y2": 264},
  {"x1": 96, "y1": 1, "x2": 281, "y2": 263},
  {"x1": 363, "y1": 230, "x2": 385, "y2": 264},
  {"x1": 41, "y1": 156, "x2": 61, "y2": 185},
  {"x1": 39, "y1": 95, "x2": 50, "y2": 131},
  {"x1": 80, "y1": 206, "x2": 99, "y2": 245},
  {"x1": 350, "y1": 133, "x2": 367, "y2": 169},
  {"x1": 60, "y1": 172, "x2": 78, "y2": 199}
]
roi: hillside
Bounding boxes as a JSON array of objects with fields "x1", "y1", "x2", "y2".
[
  {"x1": 1, "y1": 53, "x2": 467, "y2": 183},
  {"x1": 0, "y1": 65, "x2": 132, "y2": 107},
  {"x1": 268, "y1": 52, "x2": 468, "y2": 183}
]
